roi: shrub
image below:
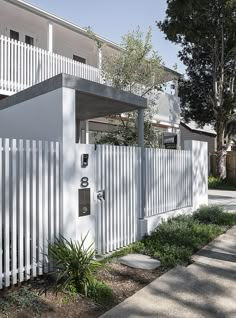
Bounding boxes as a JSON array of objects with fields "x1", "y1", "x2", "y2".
[
  {"x1": 194, "y1": 205, "x2": 236, "y2": 226},
  {"x1": 87, "y1": 280, "x2": 114, "y2": 306},
  {"x1": 143, "y1": 215, "x2": 224, "y2": 268},
  {"x1": 110, "y1": 241, "x2": 145, "y2": 259},
  {"x1": 208, "y1": 176, "x2": 222, "y2": 188},
  {"x1": 152, "y1": 245, "x2": 193, "y2": 268},
  {"x1": 208, "y1": 176, "x2": 236, "y2": 190},
  {"x1": 48, "y1": 234, "x2": 102, "y2": 296},
  {"x1": 0, "y1": 287, "x2": 41, "y2": 315}
]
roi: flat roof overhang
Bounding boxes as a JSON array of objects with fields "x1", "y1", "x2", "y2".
[{"x1": 0, "y1": 74, "x2": 147, "y2": 118}]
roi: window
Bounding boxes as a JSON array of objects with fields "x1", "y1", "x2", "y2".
[
  {"x1": 73, "y1": 55, "x2": 86, "y2": 64},
  {"x1": 10, "y1": 30, "x2": 19, "y2": 41},
  {"x1": 25, "y1": 35, "x2": 34, "y2": 46}
]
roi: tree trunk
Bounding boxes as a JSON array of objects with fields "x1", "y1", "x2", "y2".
[{"x1": 216, "y1": 121, "x2": 227, "y2": 180}]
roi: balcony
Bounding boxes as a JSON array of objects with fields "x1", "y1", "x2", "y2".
[
  {"x1": 0, "y1": 35, "x2": 103, "y2": 96},
  {"x1": 0, "y1": 36, "x2": 180, "y2": 128}
]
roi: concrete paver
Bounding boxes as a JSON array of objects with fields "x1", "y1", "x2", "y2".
[
  {"x1": 100, "y1": 226, "x2": 236, "y2": 318},
  {"x1": 119, "y1": 254, "x2": 161, "y2": 270}
]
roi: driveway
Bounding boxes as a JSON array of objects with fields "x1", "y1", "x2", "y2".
[{"x1": 208, "y1": 189, "x2": 236, "y2": 211}]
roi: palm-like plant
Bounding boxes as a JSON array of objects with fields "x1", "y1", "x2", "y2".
[{"x1": 48, "y1": 234, "x2": 101, "y2": 295}]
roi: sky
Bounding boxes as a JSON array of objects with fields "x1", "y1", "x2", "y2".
[{"x1": 26, "y1": 0, "x2": 185, "y2": 74}]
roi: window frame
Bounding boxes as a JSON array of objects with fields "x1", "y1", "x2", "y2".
[
  {"x1": 73, "y1": 55, "x2": 86, "y2": 64},
  {"x1": 10, "y1": 30, "x2": 19, "y2": 41},
  {"x1": 25, "y1": 35, "x2": 34, "y2": 46}
]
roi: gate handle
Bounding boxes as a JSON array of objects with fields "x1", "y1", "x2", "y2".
[{"x1": 97, "y1": 190, "x2": 105, "y2": 201}]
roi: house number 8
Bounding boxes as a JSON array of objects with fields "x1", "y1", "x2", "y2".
[{"x1": 81, "y1": 177, "x2": 89, "y2": 188}]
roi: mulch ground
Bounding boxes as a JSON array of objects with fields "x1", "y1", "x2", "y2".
[{"x1": 1, "y1": 262, "x2": 163, "y2": 318}]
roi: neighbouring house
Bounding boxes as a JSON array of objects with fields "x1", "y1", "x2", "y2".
[
  {"x1": 180, "y1": 121, "x2": 217, "y2": 152},
  {"x1": 0, "y1": 0, "x2": 181, "y2": 146}
]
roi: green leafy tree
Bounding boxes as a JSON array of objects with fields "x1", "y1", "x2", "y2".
[
  {"x1": 97, "y1": 27, "x2": 164, "y2": 147},
  {"x1": 158, "y1": 0, "x2": 236, "y2": 179}
]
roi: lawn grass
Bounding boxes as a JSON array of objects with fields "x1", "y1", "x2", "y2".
[
  {"x1": 107, "y1": 205, "x2": 236, "y2": 269},
  {"x1": 208, "y1": 176, "x2": 236, "y2": 191}
]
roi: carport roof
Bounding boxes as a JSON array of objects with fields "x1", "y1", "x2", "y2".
[{"x1": 0, "y1": 74, "x2": 147, "y2": 119}]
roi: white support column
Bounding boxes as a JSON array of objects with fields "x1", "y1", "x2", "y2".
[
  {"x1": 85, "y1": 120, "x2": 89, "y2": 144},
  {"x1": 98, "y1": 48, "x2": 102, "y2": 70},
  {"x1": 184, "y1": 140, "x2": 208, "y2": 211},
  {"x1": 48, "y1": 23, "x2": 53, "y2": 52},
  {"x1": 174, "y1": 79, "x2": 179, "y2": 97},
  {"x1": 138, "y1": 109, "x2": 145, "y2": 219}
]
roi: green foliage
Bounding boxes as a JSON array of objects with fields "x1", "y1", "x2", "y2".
[
  {"x1": 0, "y1": 298, "x2": 10, "y2": 314},
  {"x1": 48, "y1": 235, "x2": 102, "y2": 296},
  {"x1": 208, "y1": 176, "x2": 224, "y2": 189},
  {"x1": 208, "y1": 176, "x2": 236, "y2": 191},
  {"x1": 158, "y1": 0, "x2": 236, "y2": 179},
  {"x1": 0, "y1": 287, "x2": 41, "y2": 315},
  {"x1": 144, "y1": 216, "x2": 223, "y2": 268},
  {"x1": 98, "y1": 27, "x2": 163, "y2": 147},
  {"x1": 84, "y1": 26, "x2": 104, "y2": 49},
  {"x1": 102, "y1": 27, "x2": 163, "y2": 93},
  {"x1": 110, "y1": 241, "x2": 145, "y2": 259},
  {"x1": 87, "y1": 280, "x2": 114, "y2": 307},
  {"x1": 96, "y1": 120, "x2": 161, "y2": 147},
  {"x1": 152, "y1": 245, "x2": 193, "y2": 268},
  {"x1": 194, "y1": 205, "x2": 236, "y2": 226}
]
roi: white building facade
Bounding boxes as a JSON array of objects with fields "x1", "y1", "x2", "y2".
[{"x1": 0, "y1": 0, "x2": 181, "y2": 145}]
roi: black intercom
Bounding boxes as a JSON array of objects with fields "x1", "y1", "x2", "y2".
[{"x1": 81, "y1": 154, "x2": 89, "y2": 167}]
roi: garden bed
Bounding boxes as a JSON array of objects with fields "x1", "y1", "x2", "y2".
[
  {"x1": 0, "y1": 263, "x2": 162, "y2": 318},
  {"x1": 1, "y1": 205, "x2": 236, "y2": 318}
]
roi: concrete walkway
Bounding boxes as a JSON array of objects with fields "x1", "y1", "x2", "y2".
[
  {"x1": 100, "y1": 226, "x2": 236, "y2": 318},
  {"x1": 208, "y1": 189, "x2": 236, "y2": 211}
]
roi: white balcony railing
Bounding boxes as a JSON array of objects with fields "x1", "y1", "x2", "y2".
[{"x1": 0, "y1": 35, "x2": 104, "y2": 95}]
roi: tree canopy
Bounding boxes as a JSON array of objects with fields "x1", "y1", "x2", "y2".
[
  {"x1": 97, "y1": 27, "x2": 163, "y2": 147},
  {"x1": 158, "y1": 0, "x2": 236, "y2": 178}
]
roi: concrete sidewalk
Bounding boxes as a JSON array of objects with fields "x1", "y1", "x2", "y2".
[
  {"x1": 208, "y1": 189, "x2": 236, "y2": 211},
  {"x1": 100, "y1": 226, "x2": 236, "y2": 318}
]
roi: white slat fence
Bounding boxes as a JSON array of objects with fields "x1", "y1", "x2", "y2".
[
  {"x1": 0, "y1": 36, "x2": 103, "y2": 94},
  {"x1": 145, "y1": 148, "x2": 192, "y2": 217},
  {"x1": 95, "y1": 145, "x2": 192, "y2": 254},
  {"x1": 0, "y1": 138, "x2": 61, "y2": 288}
]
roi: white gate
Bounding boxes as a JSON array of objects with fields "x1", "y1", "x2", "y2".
[
  {"x1": 95, "y1": 145, "x2": 141, "y2": 254},
  {"x1": 93, "y1": 145, "x2": 193, "y2": 254}
]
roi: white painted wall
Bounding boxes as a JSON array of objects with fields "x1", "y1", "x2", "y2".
[
  {"x1": 53, "y1": 24, "x2": 99, "y2": 67},
  {"x1": 0, "y1": 88, "x2": 63, "y2": 140},
  {"x1": 184, "y1": 140, "x2": 208, "y2": 211},
  {"x1": 0, "y1": 0, "x2": 48, "y2": 49},
  {"x1": 61, "y1": 88, "x2": 96, "y2": 248},
  {"x1": 0, "y1": 0, "x2": 119, "y2": 68},
  {"x1": 153, "y1": 92, "x2": 180, "y2": 126}
]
